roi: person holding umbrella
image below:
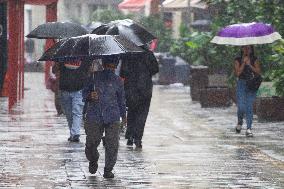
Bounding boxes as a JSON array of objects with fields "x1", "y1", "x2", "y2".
[
  {"x1": 27, "y1": 21, "x2": 90, "y2": 141},
  {"x1": 234, "y1": 45, "x2": 261, "y2": 136},
  {"x1": 120, "y1": 45, "x2": 159, "y2": 147},
  {"x1": 38, "y1": 34, "x2": 143, "y2": 145},
  {"x1": 211, "y1": 22, "x2": 282, "y2": 137},
  {"x1": 83, "y1": 56, "x2": 126, "y2": 178},
  {"x1": 92, "y1": 19, "x2": 159, "y2": 148},
  {"x1": 53, "y1": 59, "x2": 90, "y2": 142}
]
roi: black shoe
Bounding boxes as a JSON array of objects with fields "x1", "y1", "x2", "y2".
[
  {"x1": 70, "y1": 135, "x2": 80, "y2": 142},
  {"x1": 235, "y1": 124, "x2": 242, "y2": 133},
  {"x1": 68, "y1": 136, "x2": 72, "y2": 141},
  {"x1": 89, "y1": 161, "x2": 98, "y2": 174},
  {"x1": 57, "y1": 111, "x2": 64, "y2": 116},
  {"x1": 103, "y1": 171, "x2": 114, "y2": 178},
  {"x1": 134, "y1": 140, "x2": 142, "y2": 148},
  {"x1": 126, "y1": 138, "x2": 133, "y2": 146}
]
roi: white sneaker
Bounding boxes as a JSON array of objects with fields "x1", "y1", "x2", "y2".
[
  {"x1": 246, "y1": 129, "x2": 253, "y2": 137},
  {"x1": 235, "y1": 124, "x2": 242, "y2": 133}
]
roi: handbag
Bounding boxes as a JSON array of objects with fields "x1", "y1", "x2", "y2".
[{"x1": 246, "y1": 73, "x2": 262, "y2": 91}]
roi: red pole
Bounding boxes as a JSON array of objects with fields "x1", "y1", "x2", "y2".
[
  {"x1": 45, "y1": 2, "x2": 57, "y2": 87},
  {"x1": 17, "y1": 1, "x2": 21, "y2": 101},
  {"x1": 17, "y1": 1, "x2": 24, "y2": 101},
  {"x1": 20, "y1": 1, "x2": 24, "y2": 99},
  {"x1": 7, "y1": 0, "x2": 20, "y2": 109}
]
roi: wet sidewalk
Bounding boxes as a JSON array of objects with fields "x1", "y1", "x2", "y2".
[{"x1": 1, "y1": 72, "x2": 284, "y2": 189}]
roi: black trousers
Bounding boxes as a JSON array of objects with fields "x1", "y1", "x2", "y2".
[
  {"x1": 85, "y1": 121, "x2": 120, "y2": 172},
  {"x1": 125, "y1": 97, "x2": 151, "y2": 141}
]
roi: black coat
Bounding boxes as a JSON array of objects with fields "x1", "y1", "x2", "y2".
[
  {"x1": 58, "y1": 60, "x2": 90, "y2": 92},
  {"x1": 120, "y1": 50, "x2": 159, "y2": 107}
]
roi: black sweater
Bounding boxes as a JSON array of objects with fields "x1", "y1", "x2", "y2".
[{"x1": 59, "y1": 60, "x2": 90, "y2": 92}]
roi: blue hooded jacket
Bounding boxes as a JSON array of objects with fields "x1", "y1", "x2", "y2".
[{"x1": 83, "y1": 70, "x2": 126, "y2": 124}]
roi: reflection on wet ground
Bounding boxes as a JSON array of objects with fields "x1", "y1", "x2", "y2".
[{"x1": 0, "y1": 73, "x2": 284, "y2": 188}]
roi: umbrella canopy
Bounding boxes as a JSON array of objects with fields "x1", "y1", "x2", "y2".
[
  {"x1": 211, "y1": 22, "x2": 282, "y2": 46},
  {"x1": 26, "y1": 22, "x2": 89, "y2": 39},
  {"x1": 39, "y1": 34, "x2": 144, "y2": 61},
  {"x1": 91, "y1": 19, "x2": 156, "y2": 46},
  {"x1": 84, "y1": 22, "x2": 104, "y2": 33}
]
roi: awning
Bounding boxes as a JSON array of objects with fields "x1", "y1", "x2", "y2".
[
  {"x1": 118, "y1": 0, "x2": 151, "y2": 12},
  {"x1": 23, "y1": 0, "x2": 58, "y2": 5},
  {"x1": 162, "y1": 0, "x2": 207, "y2": 11}
]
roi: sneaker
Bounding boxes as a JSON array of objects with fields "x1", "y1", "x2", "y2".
[
  {"x1": 126, "y1": 138, "x2": 133, "y2": 146},
  {"x1": 246, "y1": 129, "x2": 253, "y2": 137},
  {"x1": 235, "y1": 124, "x2": 242, "y2": 133},
  {"x1": 70, "y1": 135, "x2": 80, "y2": 142},
  {"x1": 103, "y1": 171, "x2": 114, "y2": 178},
  {"x1": 134, "y1": 140, "x2": 142, "y2": 148},
  {"x1": 89, "y1": 161, "x2": 98, "y2": 174},
  {"x1": 67, "y1": 136, "x2": 72, "y2": 141}
]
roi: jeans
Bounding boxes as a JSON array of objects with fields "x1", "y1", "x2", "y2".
[
  {"x1": 236, "y1": 79, "x2": 256, "y2": 129},
  {"x1": 61, "y1": 90, "x2": 84, "y2": 137}
]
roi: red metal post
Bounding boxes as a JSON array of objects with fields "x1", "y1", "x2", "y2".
[
  {"x1": 45, "y1": 2, "x2": 57, "y2": 86},
  {"x1": 18, "y1": 1, "x2": 24, "y2": 100},
  {"x1": 21, "y1": 1, "x2": 25, "y2": 99},
  {"x1": 7, "y1": 0, "x2": 20, "y2": 109}
]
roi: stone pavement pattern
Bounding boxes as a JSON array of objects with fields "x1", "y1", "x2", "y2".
[{"x1": 0, "y1": 73, "x2": 284, "y2": 189}]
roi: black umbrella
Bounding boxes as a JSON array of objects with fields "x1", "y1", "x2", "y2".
[
  {"x1": 38, "y1": 34, "x2": 144, "y2": 61},
  {"x1": 84, "y1": 22, "x2": 104, "y2": 33},
  {"x1": 26, "y1": 22, "x2": 89, "y2": 39},
  {"x1": 91, "y1": 19, "x2": 156, "y2": 46}
]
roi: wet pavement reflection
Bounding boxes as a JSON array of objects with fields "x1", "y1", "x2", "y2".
[{"x1": 0, "y1": 73, "x2": 284, "y2": 188}]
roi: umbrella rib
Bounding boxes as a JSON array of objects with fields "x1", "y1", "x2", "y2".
[
  {"x1": 89, "y1": 36, "x2": 91, "y2": 57},
  {"x1": 113, "y1": 37, "x2": 127, "y2": 53}
]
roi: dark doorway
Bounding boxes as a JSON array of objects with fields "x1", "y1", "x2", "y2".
[{"x1": 0, "y1": 2, "x2": 8, "y2": 94}]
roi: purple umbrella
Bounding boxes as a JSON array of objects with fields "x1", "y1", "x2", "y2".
[{"x1": 211, "y1": 22, "x2": 282, "y2": 46}]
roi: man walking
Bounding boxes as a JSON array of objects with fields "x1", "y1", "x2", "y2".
[
  {"x1": 120, "y1": 46, "x2": 159, "y2": 148},
  {"x1": 53, "y1": 60, "x2": 89, "y2": 142},
  {"x1": 83, "y1": 56, "x2": 126, "y2": 178}
]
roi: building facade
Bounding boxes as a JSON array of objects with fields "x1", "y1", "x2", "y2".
[
  {"x1": 58, "y1": 0, "x2": 122, "y2": 24},
  {"x1": 162, "y1": 0, "x2": 210, "y2": 38}
]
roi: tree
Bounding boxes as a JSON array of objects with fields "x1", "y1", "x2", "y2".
[
  {"x1": 139, "y1": 15, "x2": 173, "y2": 52},
  {"x1": 91, "y1": 9, "x2": 131, "y2": 23}
]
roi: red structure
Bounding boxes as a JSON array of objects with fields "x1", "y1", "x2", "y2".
[
  {"x1": 118, "y1": 0, "x2": 159, "y2": 14},
  {"x1": 0, "y1": 0, "x2": 58, "y2": 110}
]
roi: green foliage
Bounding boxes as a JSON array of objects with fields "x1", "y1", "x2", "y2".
[
  {"x1": 91, "y1": 9, "x2": 132, "y2": 23},
  {"x1": 170, "y1": 29, "x2": 212, "y2": 65},
  {"x1": 139, "y1": 15, "x2": 174, "y2": 52},
  {"x1": 269, "y1": 40, "x2": 284, "y2": 97},
  {"x1": 170, "y1": 24, "x2": 238, "y2": 75}
]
